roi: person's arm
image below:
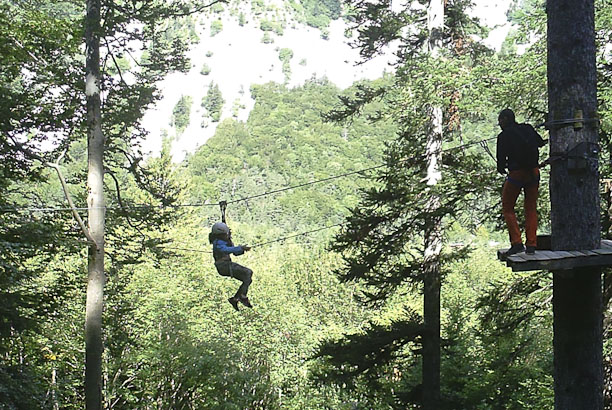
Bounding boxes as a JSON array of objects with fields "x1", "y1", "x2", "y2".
[
  {"x1": 216, "y1": 240, "x2": 246, "y2": 255},
  {"x1": 496, "y1": 133, "x2": 507, "y2": 174}
]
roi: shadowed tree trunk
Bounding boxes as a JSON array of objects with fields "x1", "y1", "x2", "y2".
[
  {"x1": 422, "y1": 0, "x2": 444, "y2": 407},
  {"x1": 548, "y1": 0, "x2": 602, "y2": 408},
  {"x1": 85, "y1": 0, "x2": 105, "y2": 408}
]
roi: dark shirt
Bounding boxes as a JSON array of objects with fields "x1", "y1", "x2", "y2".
[{"x1": 496, "y1": 123, "x2": 546, "y2": 173}]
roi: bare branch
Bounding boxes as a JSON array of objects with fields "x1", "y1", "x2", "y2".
[
  {"x1": 106, "y1": 168, "x2": 148, "y2": 243},
  {"x1": 46, "y1": 152, "x2": 99, "y2": 249},
  {"x1": 104, "y1": 37, "x2": 128, "y2": 86}
]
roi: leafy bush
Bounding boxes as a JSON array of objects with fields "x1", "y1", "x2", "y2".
[
  {"x1": 200, "y1": 63, "x2": 211, "y2": 75},
  {"x1": 210, "y1": 19, "x2": 223, "y2": 37},
  {"x1": 261, "y1": 32, "x2": 274, "y2": 44},
  {"x1": 211, "y1": 3, "x2": 224, "y2": 13}
]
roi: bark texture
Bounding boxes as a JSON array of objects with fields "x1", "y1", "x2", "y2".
[
  {"x1": 85, "y1": 0, "x2": 105, "y2": 408},
  {"x1": 548, "y1": 0, "x2": 602, "y2": 408},
  {"x1": 422, "y1": 0, "x2": 444, "y2": 406},
  {"x1": 548, "y1": 0, "x2": 599, "y2": 250}
]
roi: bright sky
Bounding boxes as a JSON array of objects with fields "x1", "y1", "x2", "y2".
[{"x1": 471, "y1": 0, "x2": 512, "y2": 50}]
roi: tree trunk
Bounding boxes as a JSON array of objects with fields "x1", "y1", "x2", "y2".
[
  {"x1": 547, "y1": 0, "x2": 602, "y2": 408},
  {"x1": 85, "y1": 0, "x2": 105, "y2": 408},
  {"x1": 422, "y1": 1, "x2": 444, "y2": 407}
]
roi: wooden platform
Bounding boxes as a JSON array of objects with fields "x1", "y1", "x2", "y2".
[{"x1": 498, "y1": 239, "x2": 612, "y2": 272}]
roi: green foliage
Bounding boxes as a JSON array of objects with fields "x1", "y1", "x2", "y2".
[
  {"x1": 186, "y1": 77, "x2": 395, "y2": 229},
  {"x1": 210, "y1": 19, "x2": 223, "y2": 36},
  {"x1": 4, "y1": 0, "x2": 612, "y2": 408},
  {"x1": 200, "y1": 62, "x2": 211, "y2": 75},
  {"x1": 231, "y1": 98, "x2": 245, "y2": 118},
  {"x1": 211, "y1": 2, "x2": 225, "y2": 13},
  {"x1": 289, "y1": 0, "x2": 342, "y2": 30},
  {"x1": 106, "y1": 54, "x2": 131, "y2": 75},
  {"x1": 252, "y1": 0, "x2": 265, "y2": 15},
  {"x1": 238, "y1": 11, "x2": 246, "y2": 26},
  {"x1": 261, "y1": 31, "x2": 274, "y2": 44},
  {"x1": 171, "y1": 95, "x2": 193, "y2": 135},
  {"x1": 160, "y1": 15, "x2": 200, "y2": 45},
  {"x1": 201, "y1": 82, "x2": 225, "y2": 123},
  {"x1": 278, "y1": 47, "x2": 294, "y2": 81},
  {"x1": 260, "y1": 18, "x2": 284, "y2": 35}
]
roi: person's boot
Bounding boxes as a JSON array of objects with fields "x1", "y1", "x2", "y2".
[
  {"x1": 526, "y1": 245, "x2": 536, "y2": 255},
  {"x1": 505, "y1": 243, "x2": 525, "y2": 257},
  {"x1": 228, "y1": 297, "x2": 240, "y2": 311},
  {"x1": 239, "y1": 295, "x2": 253, "y2": 308}
]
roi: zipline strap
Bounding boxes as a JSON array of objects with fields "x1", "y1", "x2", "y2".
[
  {"x1": 479, "y1": 141, "x2": 496, "y2": 162},
  {"x1": 539, "y1": 154, "x2": 566, "y2": 168},
  {"x1": 219, "y1": 200, "x2": 227, "y2": 223}
]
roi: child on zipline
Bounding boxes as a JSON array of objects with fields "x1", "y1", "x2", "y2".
[{"x1": 209, "y1": 222, "x2": 253, "y2": 310}]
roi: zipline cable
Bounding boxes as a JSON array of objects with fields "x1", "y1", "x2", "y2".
[
  {"x1": 162, "y1": 223, "x2": 345, "y2": 254},
  {"x1": 1, "y1": 136, "x2": 497, "y2": 214}
]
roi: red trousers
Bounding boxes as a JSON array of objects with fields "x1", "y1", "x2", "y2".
[{"x1": 502, "y1": 168, "x2": 540, "y2": 247}]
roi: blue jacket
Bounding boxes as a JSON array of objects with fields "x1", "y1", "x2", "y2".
[{"x1": 212, "y1": 239, "x2": 244, "y2": 262}]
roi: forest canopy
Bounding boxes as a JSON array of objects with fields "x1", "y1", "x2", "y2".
[{"x1": 1, "y1": 0, "x2": 612, "y2": 408}]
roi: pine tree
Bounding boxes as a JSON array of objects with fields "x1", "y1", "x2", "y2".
[{"x1": 314, "y1": 1, "x2": 496, "y2": 406}]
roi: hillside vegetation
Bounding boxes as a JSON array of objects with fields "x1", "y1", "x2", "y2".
[{"x1": 2, "y1": 0, "x2": 612, "y2": 408}]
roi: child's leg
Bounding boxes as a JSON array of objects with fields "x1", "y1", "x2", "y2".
[{"x1": 230, "y1": 262, "x2": 253, "y2": 297}]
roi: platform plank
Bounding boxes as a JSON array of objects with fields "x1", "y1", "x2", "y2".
[
  {"x1": 521, "y1": 252, "x2": 552, "y2": 261},
  {"x1": 536, "y1": 250, "x2": 565, "y2": 260},
  {"x1": 498, "y1": 242, "x2": 612, "y2": 272},
  {"x1": 601, "y1": 240, "x2": 612, "y2": 248},
  {"x1": 555, "y1": 251, "x2": 575, "y2": 259},
  {"x1": 593, "y1": 248, "x2": 612, "y2": 255}
]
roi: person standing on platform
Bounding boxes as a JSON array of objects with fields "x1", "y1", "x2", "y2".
[{"x1": 496, "y1": 108, "x2": 547, "y2": 256}]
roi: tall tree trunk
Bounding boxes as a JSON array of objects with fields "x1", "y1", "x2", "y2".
[
  {"x1": 85, "y1": 0, "x2": 105, "y2": 408},
  {"x1": 547, "y1": 0, "x2": 602, "y2": 408},
  {"x1": 422, "y1": 0, "x2": 444, "y2": 407}
]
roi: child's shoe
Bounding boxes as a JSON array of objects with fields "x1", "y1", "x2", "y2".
[
  {"x1": 228, "y1": 297, "x2": 240, "y2": 311},
  {"x1": 239, "y1": 295, "x2": 253, "y2": 308}
]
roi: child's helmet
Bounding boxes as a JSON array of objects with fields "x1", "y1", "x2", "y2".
[{"x1": 211, "y1": 222, "x2": 230, "y2": 234}]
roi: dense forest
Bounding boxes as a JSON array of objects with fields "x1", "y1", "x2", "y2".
[{"x1": 2, "y1": 0, "x2": 612, "y2": 409}]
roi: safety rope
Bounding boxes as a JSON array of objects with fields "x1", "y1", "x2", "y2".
[
  {"x1": 162, "y1": 223, "x2": 344, "y2": 254},
  {"x1": 479, "y1": 140, "x2": 496, "y2": 162},
  {"x1": 536, "y1": 118, "x2": 599, "y2": 129}
]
